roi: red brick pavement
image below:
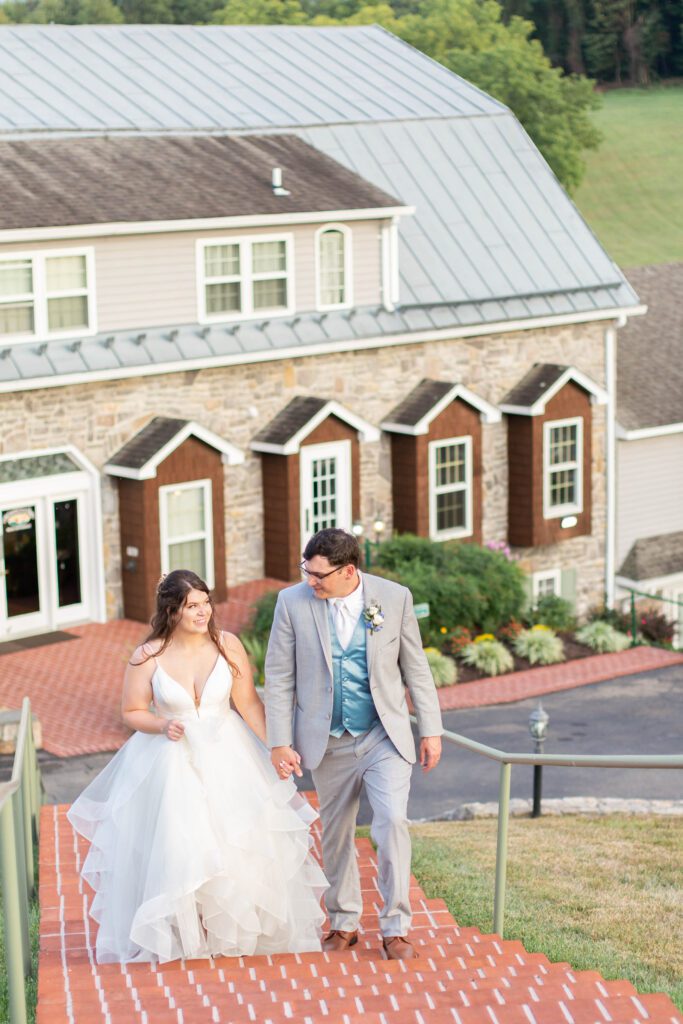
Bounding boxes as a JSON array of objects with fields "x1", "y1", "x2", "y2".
[
  {"x1": 38, "y1": 801, "x2": 683, "y2": 1024},
  {"x1": 436, "y1": 646, "x2": 683, "y2": 711},
  {"x1": 1, "y1": 578, "x2": 681, "y2": 757}
]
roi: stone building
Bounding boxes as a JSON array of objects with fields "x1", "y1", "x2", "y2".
[{"x1": 0, "y1": 24, "x2": 644, "y2": 636}]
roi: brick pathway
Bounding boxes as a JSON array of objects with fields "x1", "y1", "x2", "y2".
[
  {"x1": 436, "y1": 647, "x2": 683, "y2": 711},
  {"x1": 38, "y1": 802, "x2": 683, "y2": 1024}
]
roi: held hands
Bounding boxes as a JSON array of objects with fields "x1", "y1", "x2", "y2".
[
  {"x1": 271, "y1": 745, "x2": 303, "y2": 780},
  {"x1": 420, "y1": 736, "x2": 442, "y2": 773},
  {"x1": 163, "y1": 719, "x2": 185, "y2": 742}
]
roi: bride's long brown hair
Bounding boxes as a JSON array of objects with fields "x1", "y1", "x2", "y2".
[{"x1": 133, "y1": 569, "x2": 239, "y2": 675}]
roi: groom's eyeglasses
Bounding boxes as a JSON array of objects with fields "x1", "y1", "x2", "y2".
[{"x1": 299, "y1": 561, "x2": 345, "y2": 581}]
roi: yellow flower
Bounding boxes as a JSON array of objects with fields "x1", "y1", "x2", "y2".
[
  {"x1": 474, "y1": 633, "x2": 495, "y2": 643},
  {"x1": 424, "y1": 646, "x2": 440, "y2": 654},
  {"x1": 440, "y1": 626, "x2": 448, "y2": 634},
  {"x1": 532, "y1": 624, "x2": 551, "y2": 632}
]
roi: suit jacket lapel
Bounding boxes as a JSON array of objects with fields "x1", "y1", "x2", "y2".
[
  {"x1": 364, "y1": 583, "x2": 382, "y2": 677},
  {"x1": 310, "y1": 591, "x2": 333, "y2": 675}
]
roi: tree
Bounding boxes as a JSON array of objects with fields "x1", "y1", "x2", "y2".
[
  {"x1": 212, "y1": 0, "x2": 306, "y2": 24},
  {"x1": 3, "y1": 0, "x2": 123, "y2": 20}
]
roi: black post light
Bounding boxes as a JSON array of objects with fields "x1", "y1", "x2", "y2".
[{"x1": 528, "y1": 702, "x2": 549, "y2": 818}]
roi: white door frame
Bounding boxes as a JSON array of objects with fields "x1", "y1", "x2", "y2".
[
  {"x1": 0, "y1": 499, "x2": 50, "y2": 636},
  {"x1": 0, "y1": 446, "x2": 105, "y2": 639},
  {"x1": 300, "y1": 440, "x2": 352, "y2": 552}
]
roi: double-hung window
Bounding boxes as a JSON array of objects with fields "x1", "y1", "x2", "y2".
[
  {"x1": 316, "y1": 225, "x2": 352, "y2": 309},
  {"x1": 199, "y1": 235, "x2": 292, "y2": 322},
  {"x1": 532, "y1": 569, "x2": 561, "y2": 601},
  {"x1": 0, "y1": 249, "x2": 95, "y2": 342},
  {"x1": 428, "y1": 436, "x2": 472, "y2": 540},
  {"x1": 543, "y1": 417, "x2": 583, "y2": 518},
  {"x1": 159, "y1": 480, "x2": 214, "y2": 588}
]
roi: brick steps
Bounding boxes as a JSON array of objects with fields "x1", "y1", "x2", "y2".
[{"x1": 37, "y1": 805, "x2": 683, "y2": 1024}]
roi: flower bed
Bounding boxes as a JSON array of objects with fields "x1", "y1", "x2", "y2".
[{"x1": 454, "y1": 632, "x2": 597, "y2": 684}]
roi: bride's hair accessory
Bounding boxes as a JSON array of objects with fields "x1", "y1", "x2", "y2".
[{"x1": 157, "y1": 572, "x2": 168, "y2": 591}]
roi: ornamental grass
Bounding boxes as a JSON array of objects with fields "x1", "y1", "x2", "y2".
[
  {"x1": 575, "y1": 620, "x2": 630, "y2": 654},
  {"x1": 424, "y1": 647, "x2": 458, "y2": 687},
  {"x1": 513, "y1": 624, "x2": 565, "y2": 665},
  {"x1": 460, "y1": 635, "x2": 514, "y2": 676}
]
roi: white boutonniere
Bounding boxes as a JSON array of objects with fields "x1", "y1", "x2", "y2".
[{"x1": 363, "y1": 602, "x2": 384, "y2": 634}]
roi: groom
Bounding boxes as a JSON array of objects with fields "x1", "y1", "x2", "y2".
[{"x1": 265, "y1": 528, "x2": 443, "y2": 960}]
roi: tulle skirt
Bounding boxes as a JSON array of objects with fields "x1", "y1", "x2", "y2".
[{"x1": 67, "y1": 710, "x2": 327, "y2": 963}]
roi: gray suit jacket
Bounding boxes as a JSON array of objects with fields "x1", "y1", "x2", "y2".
[{"x1": 264, "y1": 573, "x2": 443, "y2": 770}]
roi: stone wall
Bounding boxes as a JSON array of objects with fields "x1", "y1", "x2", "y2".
[{"x1": 0, "y1": 319, "x2": 609, "y2": 618}]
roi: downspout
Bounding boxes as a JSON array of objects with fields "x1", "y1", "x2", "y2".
[{"x1": 604, "y1": 315, "x2": 626, "y2": 607}]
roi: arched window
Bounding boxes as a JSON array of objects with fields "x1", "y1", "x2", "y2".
[{"x1": 317, "y1": 226, "x2": 351, "y2": 308}]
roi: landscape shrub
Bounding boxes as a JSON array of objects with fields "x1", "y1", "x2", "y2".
[
  {"x1": 241, "y1": 633, "x2": 268, "y2": 685},
  {"x1": 460, "y1": 635, "x2": 514, "y2": 676},
  {"x1": 587, "y1": 603, "x2": 631, "y2": 633},
  {"x1": 441, "y1": 625, "x2": 473, "y2": 658},
  {"x1": 528, "y1": 594, "x2": 576, "y2": 632},
  {"x1": 244, "y1": 589, "x2": 280, "y2": 644},
  {"x1": 374, "y1": 535, "x2": 526, "y2": 634},
  {"x1": 636, "y1": 609, "x2": 676, "y2": 646},
  {"x1": 497, "y1": 619, "x2": 524, "y2": 644},
  {"x1": 575, "y1": 620, "x2": 630, "y2": 654},
  {"x1": 423, "y1": 647, "x2": 458, "y2": 687},
  {"x1": 513, "y1": 625, "x2": 565, "y2": 665}
]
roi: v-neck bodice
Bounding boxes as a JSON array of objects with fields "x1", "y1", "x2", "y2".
[{"x1": 152, "y1": 655, "x2": 232, "y2": 721}]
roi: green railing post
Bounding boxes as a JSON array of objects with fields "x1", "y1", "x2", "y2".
[
  {"x1": 0, "y1": 798, "x2": 29, "y2": 1024},
  {"x1": 493, "y1": 761, "x2": 512, "y2": 937},
  {"x1": 631, "y1": 591, "x2": 637, "y2": 646},
  {"x1": 11, "y1": 786, "x2": 31, "y2": 975}
]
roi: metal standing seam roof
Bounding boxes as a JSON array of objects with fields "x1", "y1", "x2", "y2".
[
  {"x1": 0, "y1": 24, "x2": 643, "y2": 390},
  {"x1": 0, "y1": 24, "x2": 505, "y2": 135}
]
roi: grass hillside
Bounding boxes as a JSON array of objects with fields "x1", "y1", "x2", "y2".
[{"x1": 574, "y1": 86, "x2": 683, "y2": 268}]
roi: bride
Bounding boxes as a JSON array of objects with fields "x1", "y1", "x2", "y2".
[{"x1": 67, "y1": 569, "x2": 327, "y2": 963}]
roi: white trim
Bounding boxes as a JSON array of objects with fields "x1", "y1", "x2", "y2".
[
  {"x1": 0, "y1": 444, "x2": 106, "y2": 635},
  {"x1": 197, "y1": 233, "x2": 295, "y2": 324},
  {"x1": 251, "y1": 400, "x2": 379, "y2": 455},
  {"x1": 389, "y1": 218, "x2": 400, "y2": 307},
  {"x1": 604, "y1": 324, "x2": 617, "y2": 608},
  {"x1": 314, "y1": 223, "x2": 353, "y2": 311},
  {"x1": 105, "y1": 421, "x2": 244, "y2": 479},
  {"x1": 0, "y1": 247, "x2": 97, "y2": 346},
  {"x1": 543, "y1": 416, "x2": 583, "y2": 519},
  {"x1": 617, "y1": 421, "x2": 683, "y2": 440},
  {"x1": 0, "y1": 207, "x2": 415, "y2": 245},
  {"x1": 532, "y1": 568, "x2": 562, "y2": 600},
  {"x1": 300, "y1": 440, "x2": 352, "y2": 550},
  {"x1": 0, "y1": 306, "x2": 647, "y2": 396},
  {"x1": 500, "y1": 366, "x2": 609, "y2": 417},
  {"x1": 381, "y1": 382, "x2": 501, "y2": 434},
  {"x1": 616, "y1": 572, "x2": 683, "y2": 592},
  {"x1": 159, "y1": 478, "x2": 215, "y2": 589},
  {"x1": 428, "y1": 435, "x2": 473, "y2": 541}
]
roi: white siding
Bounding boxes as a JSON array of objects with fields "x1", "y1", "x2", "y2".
[
  {"x1": 0, "y1": 220, "x2": 383, "y2": 331},
  {"x1": 616, "y1": 434, "x2": 683, "y2": 567}
]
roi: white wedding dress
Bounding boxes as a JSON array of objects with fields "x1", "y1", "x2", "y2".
[{"x1": 67, "y1": 654, "x2": 327, "y2": 963}]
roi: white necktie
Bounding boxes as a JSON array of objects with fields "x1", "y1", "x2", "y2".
[{"x1": 333, "y1": 599, "x2": 353, "y2": 649}]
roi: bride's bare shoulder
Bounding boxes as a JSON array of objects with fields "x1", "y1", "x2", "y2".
[{"x1": 128, "y1": 640, "x2": 162, "y2": 669}]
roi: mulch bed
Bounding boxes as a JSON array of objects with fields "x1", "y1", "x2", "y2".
[{"x1": 454, "y1": 632, "x2": 596, "y2": 685}]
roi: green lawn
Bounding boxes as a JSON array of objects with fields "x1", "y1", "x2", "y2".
[
  {"x1": 408, "y1": 815, "x2": 683, "y2": 1011},
  {"x1": 574, "y1": 85, "x2": 683, "y2": 268}
]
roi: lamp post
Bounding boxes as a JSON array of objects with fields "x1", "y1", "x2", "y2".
[
  {"x1": 528, "y1": 702, "x2": 549, "y2": 818},
  {"x1": 351, "y1": 517, "x2": 385, "y2": 568}
]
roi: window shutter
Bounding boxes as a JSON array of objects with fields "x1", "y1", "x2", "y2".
[
  {"x1": 560, "y1": 568, "x2": 577, "y2": 608},
  {"x1": 522, "y1": 573, "x2": 534, "y2": 613}
]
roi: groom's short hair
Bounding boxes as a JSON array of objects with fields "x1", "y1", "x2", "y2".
[{"x1": 303, "y1": 528, "x2": 360, "y2": 568}]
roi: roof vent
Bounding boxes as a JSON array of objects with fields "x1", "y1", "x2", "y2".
[{"x1": 272, "y1": 167, "x2": 291, "y2": 197}]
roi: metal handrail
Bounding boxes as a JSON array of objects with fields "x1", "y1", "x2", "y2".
[
  {"x1": 412, "y1": 718, "x2": 683, "y2": 938},
  {"x1": 0, "y1": 698, "x2": 42, "y2": 1024}
]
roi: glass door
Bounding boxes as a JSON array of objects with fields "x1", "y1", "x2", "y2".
[
  {"x1": 300, "y1": 441, "x2": 352, "y2": 551},
  {"x1": 0, "y1": 502, "x2": 49, "y2": 635},
  {"x1": 52, "y1": 497, "x2": 85, "y2": 615}
]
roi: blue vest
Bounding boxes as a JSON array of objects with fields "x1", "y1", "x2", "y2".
[{"x1": 328, "y1": 608, "x2": 380, "y2": 737}]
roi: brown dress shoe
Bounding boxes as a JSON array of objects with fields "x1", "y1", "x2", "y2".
[
  {"x1": 382, "y1": 935, "x2": 417, "y2": 960},
  {"x1": 322, "y1": 929, "x2": 359, "y2": 952}
]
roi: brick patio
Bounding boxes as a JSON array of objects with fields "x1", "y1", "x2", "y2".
[
  {"x1": 38, "y1": 800, "x2": 683, "y2": 1024},
  {"x1": 1, "y1": 581, "x2": 682, "y2": 757}
]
